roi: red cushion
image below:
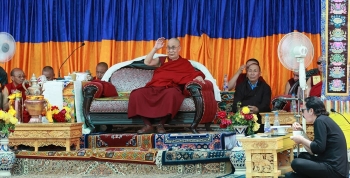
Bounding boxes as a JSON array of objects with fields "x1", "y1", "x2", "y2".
[
  {"x1": 84, "y1": 82, "x2": 103, "y2": 98},
  {"x1": 87, "y1": 80, "x2": 118, "y2": 98}
]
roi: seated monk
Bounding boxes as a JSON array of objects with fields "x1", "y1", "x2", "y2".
[
  {"x1": 232, "y1": 63, "x2": 271, "y2": 133},
  {"x1": 306, "y1": 57, "x2": 323, "y2": 97},
  {"x1": 284, "y1": 71, "x2": 299, "y2": 95},
  {"x1": 42, "y1": 66, "x2": 55, "y2": 81},
  {"x1": 2, "y1": 68, "x2": 30, "y2": 122},
  {"x1": 93, "y1": 62, "x2": 108, "y2": 81},
  {"x1": 86, "y1": 62, "x2": 117, "y2": 98},
  {"x1": 128, "y1": 37, "x2": 206, "y2": 134}
]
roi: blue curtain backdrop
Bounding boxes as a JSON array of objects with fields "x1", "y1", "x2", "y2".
[
  {"x1": 0, "y1": 0, "x2": 320, "y2": 42},
  {"x1": 0, "y1": 0, "x2": 321, "y2": 99}
]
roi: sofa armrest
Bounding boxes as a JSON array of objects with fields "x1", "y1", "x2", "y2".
[
  {"x1": 185, "y1": 80, "x2": 218, "y2": 125},
  {"x1": 82, "y1": 84, "x2": 100, "y2": 131},
  {"x1": 83, "y1": 82, "x2": 104, "y2": 98}
]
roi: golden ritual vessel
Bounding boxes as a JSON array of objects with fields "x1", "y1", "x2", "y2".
[{"x1": 23, "y1": 74, "x2": 46, "y2": 123}]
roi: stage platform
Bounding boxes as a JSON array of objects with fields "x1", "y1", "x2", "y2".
[{"x1": 10, "y1": 130, "x2": 239, "y2": 177}]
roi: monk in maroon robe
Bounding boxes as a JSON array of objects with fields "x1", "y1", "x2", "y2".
[
  {"x1": 128, "y1": 37, "x2": 205, "y2": 134},
  {"x1": 306, "y1": 57, "x2": 323, "y2": 97},
  {"x1": 2, "y1": 68, "x2": 30, "y2": 122},
  {"x1": 93, "y1": 62, "x2": 108, "y2": 81}
]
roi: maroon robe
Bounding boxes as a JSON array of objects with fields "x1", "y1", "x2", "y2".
[
  {"x1": 4, "y1": 82, "x2": 29, "y2": 102},
  {"x1": 309, "y1": 72, "x2": 322, "y2": 97},
  {"x1": 128, "y1": 56, "x2": 205, "y2": 119}
]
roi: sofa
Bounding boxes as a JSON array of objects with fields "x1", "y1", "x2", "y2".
[{"x1": 82, "y1": 57, "x2": 219, "y2": 133}]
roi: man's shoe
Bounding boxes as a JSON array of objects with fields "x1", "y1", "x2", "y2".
[
  {"x1": 137, "y1": 125, "x2": 154, "y2": 134},
  {"x1": 156, "y1": 124, "x2": 166, "y2": 134}
]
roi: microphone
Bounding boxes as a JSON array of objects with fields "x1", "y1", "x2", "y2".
[
  {"x1": 278, "y1": 97, "x2": 302, "y2": 101},
  {"x1": 330, "y1": 108, "x2": 350, "y2": 124},
  {"x1": 57, "y1": 42, "x2": 85, "y2": 80}
]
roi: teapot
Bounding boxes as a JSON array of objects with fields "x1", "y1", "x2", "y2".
[{"x1": 23, "y1": 73, "x2": 43, "y2": 96}]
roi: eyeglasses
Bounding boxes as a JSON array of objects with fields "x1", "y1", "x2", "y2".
[
  {"x1": 301, "y1": 108, "x2": 308, "y2": 113},
  {"x1": 317, "y1": 61, "x2": 322, "y2": 65},
  {"x1": 166, "y1": 46, "x2": 179, "y2": 51}
]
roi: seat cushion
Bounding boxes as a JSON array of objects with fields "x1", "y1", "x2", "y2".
[{"x1": 90, "y1": 97, "x2": 195, "y2": 113}]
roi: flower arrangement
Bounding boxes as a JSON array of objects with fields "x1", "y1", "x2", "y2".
[
  {"x1": 46, "y1": 105, "x2": 72, "y2": 123},
  {"x1": 0, "y1": 93, "x2": 20, "y2": 135},
  {"x1": 215, "y1": 102, "x2": 260, "y2": 135},
  {"x1": 0, "y1": 110, "x2": 18, "y2": 135}
]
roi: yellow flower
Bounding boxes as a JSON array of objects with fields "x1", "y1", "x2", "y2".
[
  {"x1": 253, "y1": 114, "x2": 258, "y2": 121},
  {"x1": 52, "y1": 109, "x2": 59, "y2": 114},
  {"x1": 241, "y1": 106, "x2": 250, "y2": 114},
  {"x1": 46, "y1": 110, "x2": 54, "y2": 123},
  {"x1": 0, "y1": 110, "x2": 5, "y2": 119},
  {"x1": 8, "y1": 94, "x2": 15, "y2": 100},
  {"x1": 8, "y1": 108, "x2": 16, "y2": 117},
  {"x1": 10, "y1": 117, "x2": 18, "y2": 125},
  {"x1": 15, "y1": 92, "x2": 22, "y2": 98},
  {"x1": 4, "y1": 114, "x2": 10, "y2": 124},
  {"x1": 63, "y1": 106, "x2": 71, "y2": 113},
  {"x1": 65, "y1": 113, "x2": 71, "y2": 121},
  {"x1": 253, "y1": 123, "x2": 260, "y2": 131}
]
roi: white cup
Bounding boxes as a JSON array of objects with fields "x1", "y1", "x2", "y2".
[
  {"x1": 293, "y1": 130, "x2": 303, "y2": 136},
  {"x1": 64, "y1": 76, "x2": 72, "y2": 81}
]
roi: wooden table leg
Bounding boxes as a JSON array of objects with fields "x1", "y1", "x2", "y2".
[{"x1": 66, "y1": 139, "x2": 71, "y2": 151}]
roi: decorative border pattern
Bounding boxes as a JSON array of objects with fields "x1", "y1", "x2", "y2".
[{"x1": 325, "y1": 0, "x2": 350, "y2": 99}]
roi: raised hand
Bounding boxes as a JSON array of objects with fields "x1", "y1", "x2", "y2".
[
  {"x1": 235, "y1": 64, "x2": 246, "y2": 74},
  {"x1": 154, "y1": 37, "x2": 165, "y2": 50},
  {"x1": 247, "y1": 105, "x2": 258, "y2": 114}
]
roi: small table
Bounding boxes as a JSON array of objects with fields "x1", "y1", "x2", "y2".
[
  {"x1": 261, "y1": 112, "x2": 315, "y2": 140},
  {"x1": 239, "y1": 134, "x2": 294, "y2": 178},
  {"x1": 9, "y1": 123, "x2": 83, "y2": 151}
]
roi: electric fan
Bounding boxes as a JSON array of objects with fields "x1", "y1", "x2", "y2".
[
  {"x1": 277, "y1": 32, "x2": 314, "y2": 155},
  {"x1": 0, "y1": 32, "x2": 16, "y2": 63},
  {"x1": 278, "y1": 32, "x2": 314, "y2": 91}
]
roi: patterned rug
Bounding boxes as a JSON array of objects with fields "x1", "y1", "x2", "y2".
[
  {"x1": 82, "y1": 133, "x2": 153, "y2": 149},
  {"x1": 12, "y1": 158, "x2": 233, "y2": 176},
  {"x1": 156, "y1": 149, "x2": 232, "y2": 166},
  {"x1": 154, "y1": 132, "x2": 236, "y2": 150},
  {"x1": 15, "y1": 147, "x2": 157, "y2": 164}
]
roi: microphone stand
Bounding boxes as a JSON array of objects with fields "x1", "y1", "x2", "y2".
[
  {"x1": 331, "y1": 109, "x2": 350, "y2": 124},
  {"x1": 57, "y1": 42, "x2": 85, "y2": 80}
]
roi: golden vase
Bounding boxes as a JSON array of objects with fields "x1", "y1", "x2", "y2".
[{"x1": 24, "y1": 99, "x2": 46, "y2": 123}]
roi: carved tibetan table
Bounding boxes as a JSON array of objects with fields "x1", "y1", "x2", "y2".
[
  {"x1": 9, "y1": 123, "x2": 83, "y2": 151},
  {"x1": 239, "y1": 134, "x2": 294, "y2": 178},
  {"x1": 261, "y1": 112, "x2": 314, "y2": 140}
]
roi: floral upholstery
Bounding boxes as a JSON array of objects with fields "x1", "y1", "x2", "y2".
[
  {"x1": 110, "y1": 68, "x2": 154, "y2": 92},
  {"x1": 90, "y1": 97, "x2": 195, "y2": 113}
]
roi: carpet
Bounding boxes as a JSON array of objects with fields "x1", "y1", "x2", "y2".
[
  {"x1": 82, "y1": 133, "x2": 153, "y2": 149},
  {"x1": 15, "y1": 147, "x2": 157, "y2": 164},
  {"x1": 154, "y1": 132, "x2": 236, "y2": 150},
  {"x1": 13, "y1": 158, "x2": 233, "y2": 177},
  {"x1": 156, "y1": 149, "x2": 232, "y2": 166}
]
